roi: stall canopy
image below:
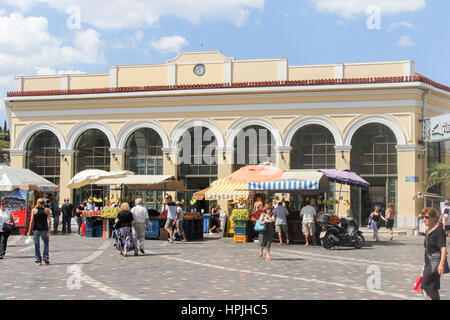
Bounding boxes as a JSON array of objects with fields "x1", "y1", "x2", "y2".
[
  {"x1": 226, "y1": 163, "x2": 285, "y2": 183},
  {"x1": 0, "y1": 165, "x2": 58, "y2": 192},
  {"x1": 247, "y1": 170, "x2": 330, "y2": 191},
  {"x1": 318, "y1": 169, "x2": 370, "y2": 188},
  {"x1": 96, "y1": 175, "x2": 187, "y2": 191},
  {"x1": 205, "y1": 179, "x2": 249, "y2": 201},
  {"x1": 193, "y1": 187, "x2": 210, "y2": 200},
  {"x1": 67, "y1": 169, "x2": 134, "y2": 189}
]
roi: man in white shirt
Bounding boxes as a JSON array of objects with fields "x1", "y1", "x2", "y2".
[
  {"x1": 163, "y1": 195, "x2": 177, "y2": 243},
  {"x1": 300, "y1": 200, "x2": 317, "y2": 246},
  {"x1": 131, "y1": 198, "x2": 150, "y2": 254}
]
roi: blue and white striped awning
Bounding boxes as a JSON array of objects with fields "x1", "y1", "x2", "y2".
[{"x1": 248, "y1": 180, "x2": 319, "y2": 191}]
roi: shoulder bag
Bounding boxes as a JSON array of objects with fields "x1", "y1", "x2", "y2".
[
  {"x1": 2, "y1": 222, "x2": 15, "y2": 234},
  {"x1": 425, "y1": 232, "x2": 450, "y2": 275},
  {"x1": 254, "y1": 219, "x2": 266, "y2": 232}
]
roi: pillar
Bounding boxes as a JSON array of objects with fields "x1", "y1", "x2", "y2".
[
  {"x1": 162, "y1": 148, "x2": 178, "y2": 199},
  {"x1": 59, "y1": 149, "x2": 74, "y2": 202},
  {"x1": 109, "y1": 148, "x2": 125, "y2": 171},
  {"x1": 397, "y1": 146, "x2": 425, "y2": 229},
  {"x1": 9, "y1": 150, "x2": 26, "y2": 169},
  {"x1": 276, "y1": 146, "x2": 291, "y2": 170},
  {"x1": 217, "y1": 148, "x2": 233, "y2": 216},
  {"x1": 335, "y1": 146, "x2": 351, "y2": 217}
]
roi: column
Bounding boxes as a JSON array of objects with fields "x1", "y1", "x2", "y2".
[
  {"x1": 217, "y1": 147, "x2": 233, "y2": 180},
  {"x1": 162, "y1": 148, "x2": 178, "y2": 199},
  {"x1": 397, "y1": 145, "x2": 425, "y2": 229},
  {"x1": 109, "y1": 148, "x2": 125, "y2": 171},
  {"x1": 9, "y1": 150, "x2": 26, "y2": 169},
  {"x1": 335, "y1": 146, "x2": 351, "y2": 217},
  {"x1": 59, "y1": 149, "x2": 75, "y2": 202},
  {"x1": 276, "y1": 146, "x2": 291, "y2": 170}
]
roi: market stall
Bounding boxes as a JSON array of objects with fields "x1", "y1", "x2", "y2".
[
  {"x1": 95, "y1": 175, "x2": 202, "y2": 241},
  {"x1": 0, "y1": 165, "x2": 58, "y2": 235}
]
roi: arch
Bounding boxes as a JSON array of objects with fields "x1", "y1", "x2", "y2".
[
  {"x1": 67, "y1": 121, "x2": 117, "y2": 150},
  {"x1": 117, "y1": 121, "x2": 170, "y2": 150},
  {"x1": 225, "y1": 117, "x2": 283, "y2": 151},
  {"x1": 343, "y1": 115, "x2": 406, "y2": 146},
  {"x1": 170, "y1": 119, "x2": 225, "y2": 150},
  {"x1": 16, "y1": 123, "x2": 66, "y2": 151},
  {"x1": 283, "y1": 117, "x2": 343, "y2": 148}
]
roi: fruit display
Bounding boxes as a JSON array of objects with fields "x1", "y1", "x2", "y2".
[
  {"x1": 231, "y1": 209, "x2": 250, "y2": 221},
  {"x1": 101, "y1": 207, "x2": 120, "y2": 219},
  {"x1": 81, "y1": 210, "x2": 102, "y2": 217}
]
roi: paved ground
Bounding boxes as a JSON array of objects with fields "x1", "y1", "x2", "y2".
[{"x1": 0, "y1": 226, "x2": 449, "y2": 301}]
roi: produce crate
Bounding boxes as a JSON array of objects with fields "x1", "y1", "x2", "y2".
[
  {"x1": 233, "y1": 234, "x2": 248, "y2": 243},
  {"x1": 233, "y1": 220, "x2": 248, "y2": 229},
  {"x1": 233, "y1": 227, "x2": 247, "y2": 235}
]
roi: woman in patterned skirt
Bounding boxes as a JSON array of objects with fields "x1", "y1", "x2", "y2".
[{"x1": 114, "y1": 202, "x2": 135, "y2": 257}]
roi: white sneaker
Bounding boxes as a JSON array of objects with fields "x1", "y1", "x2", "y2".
[
  {"x1": 209, "y1": 232, "x2": 213, "y2": 235},
  {"x1": 169, "y1": 238, "x2": 174, "y2": 243}
]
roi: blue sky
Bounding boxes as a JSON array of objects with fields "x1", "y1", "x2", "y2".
[{"x1": 0, "y1": 0, "x2": 449, "y2": 127}]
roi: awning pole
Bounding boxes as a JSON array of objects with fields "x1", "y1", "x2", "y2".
[{"x1": 336, "y1": 183, "x2": 343, "y2": 215}]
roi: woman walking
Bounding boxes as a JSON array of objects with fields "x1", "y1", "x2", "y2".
[
  {"x1": 421, "y1": 207, "x2": 448, "y2": 300},
  {"x1": 114, "y1": 202, "x2": 135, "y2": 257},
  {"x1": 27, "y1": 198, "x2": 52, "y2": 265},
  {"x1": 258, "y1": 205, "x2": 276, "y2": 261},
  {"x1": 385, "y1": 203, "x2": 395, "y2": 241},
  {"x1": 369, "y1": 206, "x2": 387, "y2": 242},
  {"x1": 0, "y1": 200, "x2": 15, "y2": 259},
  {"x1": 209, "y1": 203, "x2": 220, "y2": 235}
]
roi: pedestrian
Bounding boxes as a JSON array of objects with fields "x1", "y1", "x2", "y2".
[
  {"x1": 61, "y1": 198, "x2": 73, "y2": 234},
  {"x1": 0, "y1": 200, "x2": 15, "y2": 259},
  {"x1": 272, "y1": 199, "x2": 278, "y2": 209},
  {"x1": 174, "y1": 201, "x2": 187, "y2": 242},
  {"x1": 86, "y1": 197, "x2": 95, "y2": 211},
  {"x1": 237, "y1": 199, "x2": 246, "y2": 209},
  {"x1": 385, "y1": 202, "x2": 395, "y2": 241},
  {"x1": 421, "y1": 207, "x2": 449, "y2": 300},
  {"x1": 440, "y1": 200, "x2": 449, "y2": 228},
  {"x1": 27, "y1": 198, "x2": 52, "y2": 266},
  {"x1": 253, "y1": 197, "x2": 263, "y2": 213},
  {"x1": 443, "y1": 206, "x2": 450, "y2": 237},
  {"x1": 51, "y1": 198, "x2": 60, "y2": 234},
  {"x1": 162, "y1": 195, "x2": 177, "y2": 243},
  {"x1": 114, "y1": 202, "x2": 135, "y2": 257},
  {"x1": 130, "y1": 198, "x2": 150, "y2": 255},
  {"x1": 273, "y1": 200, "x2": 290, "y2": 245},
  {"x1": 369, "y1": 206, "x2": 387, "y2": 242},
  {"x1": 75, "y1": 202, "x2": 86, "y2": 236},
  {"x1": 300, "y1": 200, "x2": 317, "y2": 246},
  {"x1": 209, "y1": 203, "x2": 220, "y2": 235},
  {"x1": 258, "y1": 205, "x2": 276, "y2": 261}
]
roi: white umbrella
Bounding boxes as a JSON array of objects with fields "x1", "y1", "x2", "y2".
[
  {"x1": 0, "y1": 165, "x2": 58, "y2": 192},
  {"x1": 67, "y1": 169, "x2": 135, "y2": 190}
]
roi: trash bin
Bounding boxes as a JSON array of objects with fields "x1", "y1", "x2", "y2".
[
  {"x1": 145, "y1": 219, "x2": 160, "y2": 238},
  {"x1": 203, "y1": 213, "x2": 211, "y2": 233}
]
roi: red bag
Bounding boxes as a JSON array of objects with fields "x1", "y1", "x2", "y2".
[
  {"x1": 412, "y1": 273, "x2": 423, "y2": 292},
  {"x1": 81, "y1": 223, "x2": 86, "y2": 236}
]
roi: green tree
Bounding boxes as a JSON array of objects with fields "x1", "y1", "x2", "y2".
[{"x1": 425, "y1": 162, "x2": 450, "y2": 191}]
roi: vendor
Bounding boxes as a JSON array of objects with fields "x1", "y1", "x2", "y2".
[
  {"x1": 237, "y1": 199, "x2": 246, "y2": 209},
  {"x1": 86, "y1": 198, "x2": 95, "y2": 211},
  {"x1": 253, "y1": 197, "x2": 263, "y2": 213}
]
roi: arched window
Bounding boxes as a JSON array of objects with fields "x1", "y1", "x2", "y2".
[
  {"x1": 290, "y1": 125, "x2": 336, "y2": 169},
  {"x1": 26, "y1": 130, "x2": 61, "y2": 185},
  {"x1": 125, "y1": 128, "x2": 163, "y2": 175},
  {"x1": 74, "y1": 129, "x2": 110, "y2": 174},
  {"x1": 350, "y1": 124, "x2": 397, "y2": 175},
  {"x1": 233, "y1": 125, "x2": 276, "y2": 171}
]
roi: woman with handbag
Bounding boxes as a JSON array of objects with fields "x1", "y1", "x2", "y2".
[
  {"x1": 0, "y1": 200, "x2": 14, "y2": 259},
  {"x1": 27, "y1": 198, "x2": 52, "y2": 265},
  {"x1": 369, "y1": 206, "x2": 387, "y2": 242},
  {"x1": 257, "y1": 205, "x2": 276, "y2": 261},
  {"x1": 114, "y1": 202, "x2": 135, "y2": 257},
  {"x1": 421, "y1": 207, "x2": 449, "y2": 300}
]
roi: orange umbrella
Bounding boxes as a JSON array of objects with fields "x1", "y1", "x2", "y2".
[{"x1": 226, "y1": 164, "x2": 285, "y2": 183}]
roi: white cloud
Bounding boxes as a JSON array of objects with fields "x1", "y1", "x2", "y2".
[
  {"x1": 397, "y1": 35, "x2": 415, "y2": 47},
  {"x1": 389, "y1": 21, "x2": 414, "y2": 31},
  {"x1": 111, "y1": 30, "x2": 145, "y2": 50},
  {"x1": 310, "y1": 0, "x2": 426, "y2": 19},
  {"x1": 5, "y1": 0, "x2": 266, "y2": 29},
  {"x1": 150, "y1": 35, "x2": 188, "y2": 53}
]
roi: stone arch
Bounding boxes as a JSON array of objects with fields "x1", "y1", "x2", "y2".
[
  {"x1": 16, "y1": 123, "x2": 66, "y2": 151},
  {"x1": 170, "y1": 119, "x2": 225, "y2": 150},
  {"x1": 67, "y1": 121, "x2": 117, "y2": 150},
  {"x1": 117, "y1": 120, "x2": 170, "y2": 150}
]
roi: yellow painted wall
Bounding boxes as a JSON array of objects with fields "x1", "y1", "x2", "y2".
[
  {"x1": 69, "y1": 75, "x2": 109, "y2": 89},
  {"x1": 10, "y1": 155, "x2": 25, "y2": 169},
  {"x1": 288, "y1": 66, "x2": 335, "y2": 80},
  {"x1": 344, "y1": 63, "x2": 405, "y2": 78},
  {"x1": 23, "y1": 77, "x2": 61, "y2": 91},
  {"x1": 169, "y1": 51, "x2": 232, "y2": 64},
  {"x1": 176, "y1": 63, "x2": 224, "y2": 85},
  {"x1": 117, "y1": 65, "x2": 168, "y2": 87},
  {"x1": 59, "y1": 155, "x2": 74, "y2": 202},
  {"x1": 232, "y1": 61, "x2": 278, "y2": 83}
]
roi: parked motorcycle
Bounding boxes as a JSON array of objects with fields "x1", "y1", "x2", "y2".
[{"x1": 317, "y1": 214, "x2": 365, "y2": 249}]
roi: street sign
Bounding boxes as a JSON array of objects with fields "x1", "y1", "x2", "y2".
[
  {"x1": 405, "y1": 176, "x2": 419, "y2": 183},
  {"x1": 429, "y1": 114, "x2": 450, "y2": 142}
]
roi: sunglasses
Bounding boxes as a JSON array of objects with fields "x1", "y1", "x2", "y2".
[{"x1": 422, "y1": 216, "x2": 431, "y2": 220}]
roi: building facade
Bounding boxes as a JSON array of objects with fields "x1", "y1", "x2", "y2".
[{"x1": 5, "y1": 51, "x2": 450, "y2": 229}]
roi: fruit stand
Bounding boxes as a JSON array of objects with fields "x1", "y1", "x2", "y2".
[{"x1": 231, "y1": 209, "x2": 252, "y2": 243}]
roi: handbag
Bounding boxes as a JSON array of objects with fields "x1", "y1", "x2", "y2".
[
  {"x1": 412, "y1": 272, "x2": 423, "y2": 292},
  {"x1": 254, "y1": 219, "x2": 266, "y2": 232},
  {"x1": 367, "y1": 217, "x2": 373, "y2": 230},
  {"x1": 425, "y1": 233, "x2": 450, "y2": 275},
  {"x1": 2, "y1": 223, "x2": 15, "y2": 234}
]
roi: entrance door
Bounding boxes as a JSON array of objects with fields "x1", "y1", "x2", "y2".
[{"x1": 181, "y1": 176, "x2": 216, "y2": 213}]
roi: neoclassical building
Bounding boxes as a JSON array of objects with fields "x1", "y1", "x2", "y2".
[{"x1": 5, "y1": 51, "x2": 450, "y2": 229}]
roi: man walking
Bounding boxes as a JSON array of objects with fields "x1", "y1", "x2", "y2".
[
  {"x1": 300, "y1": 200, "x2": 317, "y2": 246},
  {"x1": 173, "y1": 201, "x2": 187, "y2": 242},
  {"x1": 75, "y1": 202, "x2": 86, "y2": 236},
  {"x1": 61, "y1": 198, "x2": 73, "y2": 234},
  {"x1": 162, "y1": 195, "x2": 177, "y2": 243},
  {"x1": 51, "y1": 198, "x2": 61, "y2": 234},
  {"x1": 131, "y1": 198, "x2": 150, "y2": 255},
  {"x1": 273, "y1": 200, "x2": 290, "y2": 245}
]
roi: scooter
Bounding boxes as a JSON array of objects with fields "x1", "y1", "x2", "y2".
[{"x1": 317, "y1": 214, "x2": 365, "y2": 249}]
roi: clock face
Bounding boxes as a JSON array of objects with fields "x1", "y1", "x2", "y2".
[{"x1": 193, "y1": 64, "x2": 206, "y2": 77}]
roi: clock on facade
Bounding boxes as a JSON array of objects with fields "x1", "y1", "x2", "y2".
[{"x1": 193, "y1": 64, "x2": 206, "y2": 77}]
